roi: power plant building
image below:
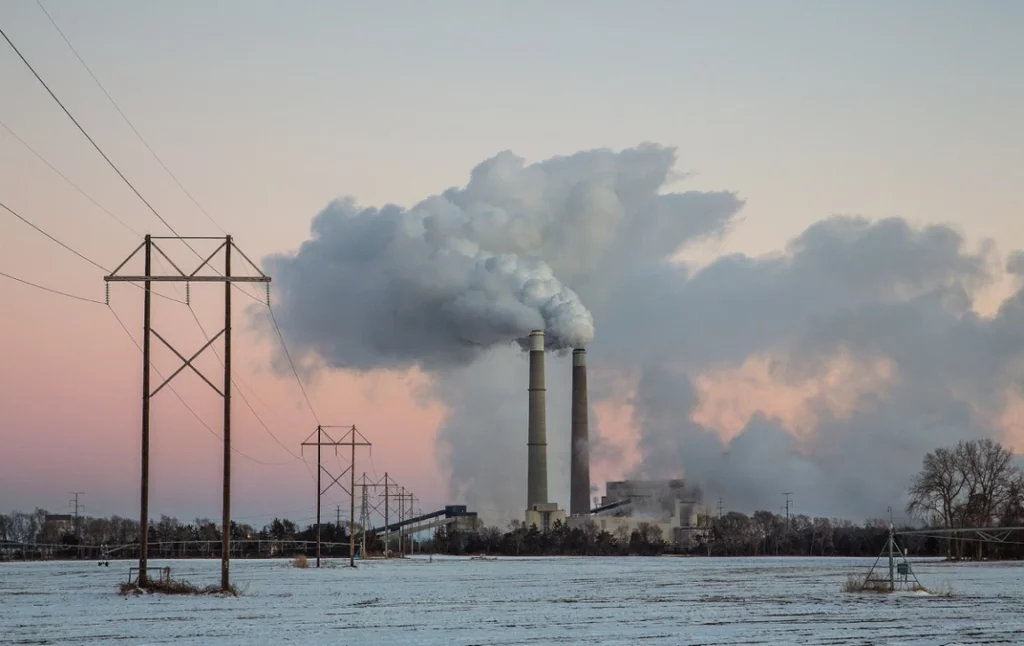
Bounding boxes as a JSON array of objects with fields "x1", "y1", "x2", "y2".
[
  {"x1": 516, "y1": 330, "x2": 704, "y2": 546},
  {"x1": 524, "y1": 329, "x2": 567, "y2": 530},
  {"x1": 587, "y1": 479, "x2": 705, "y2": 547}
]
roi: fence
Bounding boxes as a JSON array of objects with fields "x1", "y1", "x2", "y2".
[{"x1": 0, "y1": 539, "x2": 354, "y2": 561}]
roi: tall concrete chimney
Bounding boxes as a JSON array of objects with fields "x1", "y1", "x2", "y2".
[
  {"x1": 527, "y1": 330, "x2": 548, "y2": 508},
  {"x1": 570, "y1": 347, "x2": 590, "y2": 516}
]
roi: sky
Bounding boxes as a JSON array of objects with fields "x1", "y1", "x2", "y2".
[{"x1": 1, "y1": 0, "x2": 1022, "y2": 527}]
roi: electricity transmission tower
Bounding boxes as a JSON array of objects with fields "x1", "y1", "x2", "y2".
[
  {"x1": 359, "y1": 476, "x2": 370, "y2": 557},
  {"x1": 378, "y1": 473, "x2": 403, "y2": 557},
  {"x1": 301, "y1": 425, "x2": 371, "y2": 568},
  {"x1": 404, "y1": 491, "x2": 417, "y2": 555},
  {"x1": 69, "y1": 492, "x2": 84, "y2": 539},
  {"x1": 105, "y1": 234, "x2": 270, "y2": 590},
  {"x1": 355, "y1": 472, "x2": 404, "y2": 558}
]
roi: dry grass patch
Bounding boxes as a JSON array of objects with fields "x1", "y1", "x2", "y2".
[
  {"x1": 842, "y1": 574, "x2": 866, "y2": 593},
  {"x1": 119, "y1": 578, "x2": 240, "y2": 597},
  {"x1": 842, "y1": 574, "x2": 892, "y2": 594},
  {"x1": 842, "y1": 574, "x2": 953, "y2": 597}
]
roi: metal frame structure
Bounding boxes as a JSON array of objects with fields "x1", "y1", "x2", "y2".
[
  {"x1": 853, "y1": 524, "x2": 1024, "y2": 593},
  {"x1": 354, "y1": 472, "x2": 405, "y2": 558},
  {"x1": 300, "y1": 425, "x2": 371, "y2": 568},
  {"x1": 104, "y1": 234, "x2": 270, "y2": 591},
  {"x1": 857, "y1": 525, "x2": 923, "y2": 592},
  {"x1": 396, "y1": 488, "x2": 417, "y2": 555},
  {"x1": 896, "y1": 526, "x2": 1024, "y2": 544}
]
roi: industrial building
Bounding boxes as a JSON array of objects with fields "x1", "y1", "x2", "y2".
[
  {"x1": 590, "y1": 479, "x2": 705, "y2": 547},
  {"x1": 520, "y1": 329, "x2": 705, "y2": 549}
]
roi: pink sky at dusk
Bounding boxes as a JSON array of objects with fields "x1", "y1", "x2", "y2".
[
  {"x1": 2, "y1": 1, "x2": 1023, "y2": 526},
  {"x1": 0, "y1": 269, "x2": 451, "y2": 525}
]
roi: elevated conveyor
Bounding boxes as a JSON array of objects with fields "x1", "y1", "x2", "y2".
[{"x1": 370, "y1": 505, "x2": 477, "y2": 535}]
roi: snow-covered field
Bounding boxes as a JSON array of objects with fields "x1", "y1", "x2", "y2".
[{"x1": 2, "y1": 556, "x2": 1022, "y2": 645}]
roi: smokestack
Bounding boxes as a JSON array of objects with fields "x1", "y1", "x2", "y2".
[
  {"x1": 527, "y1": 330, "x2": 548, "y2": 508},
  {"x1": 570, "y1": 347, "x2": 590, "y2": 516}
]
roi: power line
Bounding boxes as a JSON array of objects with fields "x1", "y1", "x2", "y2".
[
  {"x1": 20, "y1": 277, "x2": 312, "y2": 511},
  {"x1": 1, "y1": 198, "x2": 186, "y2": 305},
  {"x1": 0, "y1": 118, "x2": 140, "y2": 237},
  {"x1": 1, "y1": 26, "x2": 255, "y2": 307},
  {"x1": 0, "y1": 198, "x2": 107, "y2": 271},
  {"x1": 1, "y1": 49, "x2": 316, "y2": 468},
  {"x1": 136, "y1": 271, "x2": 299, "y2": 453},
  {"x1": 19, "y1": 9, "x2": 266, "y2": 310},
  {"x1": 0, "y1": 24, "x2": 180, "y2": 238},
  {"x1": 4, "y1": 16, "x2": 316, "y2": 468},
  {"x1": 107, "y1": 304, "x2": 296, "y2": 468},
  {"x1": 2, "y1": 19, "x2": 276, "y2": 432},
  {"x1": 175, "y1": 298, "x2": 308, "y2": 464},
  {"x1": 34, "y1": 0, "x2": 226, "y2": 235},
  {"x1": 267, "y1": 303, "x2": 320, "y2": 425},
  {"x1": 0, "y1": 269, "x2": 105, "y2": 304},
  {"x1": 15, "y1": 14, "x2": 313, "y2": 429}
]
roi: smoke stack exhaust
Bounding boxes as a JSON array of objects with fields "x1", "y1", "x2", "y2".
[
  {"x1": 570, "y1": 347, "x2": 590, "y2": 516},
  {"x1": 527, "y1": 330, "x2": 548, "y2": 508}
]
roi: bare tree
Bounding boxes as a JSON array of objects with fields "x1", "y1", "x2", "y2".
[
  {"x1": 958, "y1": 438, "x2": 1018, "y2": 557},
  {"x1": 614, "y1": 523, "x2": 631, "y2": 548},
  {"x1": 959, "y1": 438, "x2": 1017, "y2": 525},
  {"x1": 908, "y1": 439, "x2": 1020, "y2": 559},
  {"x1": 909, "y1": 446, "x2": 967, "y2": 558},
  {"x1": 908, "y1": 447, "x2": 965, "y2": 526}
]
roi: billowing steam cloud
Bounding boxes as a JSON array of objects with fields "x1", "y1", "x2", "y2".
[
  {"x1": 263, "y1": 158, "x2": 604, "y2": 371},
  {"x1": 265, "y1": 143, "x2": 1024, "y2": 523}
]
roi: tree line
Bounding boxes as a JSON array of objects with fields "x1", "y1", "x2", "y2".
[
  {"x1": 424, "y1": 439, "x2": 1024, "y2": 559},
  {"x1": 424, "y1": 514, "x2": 943, "y2": 558},
  {"x1": 5, "y1": 438, "x2": 1022, "y2": 561},
  {"x1": 0, "y1": 512, "x2": 386, "y2": 560}
]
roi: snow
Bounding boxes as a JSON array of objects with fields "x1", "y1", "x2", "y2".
[{"x1": 2, "y1": 556, "x2": 1023, "y2": 645}]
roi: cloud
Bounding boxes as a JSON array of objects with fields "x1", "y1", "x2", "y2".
[{"x1": 263, "y1": 142, "x2": 1024, "y2": 523}]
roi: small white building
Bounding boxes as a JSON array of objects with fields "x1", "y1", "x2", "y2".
[{"x1": 525, "y1": 502, "x2": 566, "y2": 532}]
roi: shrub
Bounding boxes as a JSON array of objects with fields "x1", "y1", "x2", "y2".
[
  {"x1": 119, "y1": 579, "x2": 239, "y2": 596},
  {"x1": 842, "y1": 574, "x2": 864, "y2": 593}
]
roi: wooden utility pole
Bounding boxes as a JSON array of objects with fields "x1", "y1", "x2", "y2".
[
  {"x1": 301, "y1": 425, "x2": 371, "y2": 568},
  {"x1": 398, "y1": 486, "x2": 406, "y2": 555},
  {"x1": 221, "y1": 239, "x2": 231, "y2": 589},
  {"x1": 401, "y1": 493, "x2": 413, "y2": 552},
  {"x1": 359, "y1": 478, "x2": 369, "y2": 557},
  {"x1": 349, "y1": 436, "x2": 357, "y2": 566},
  {"x1": 69, "y1": 492, "x2": 84, "y2": 539},
  {"x1": 105, "y1": 235, "x2": 269, "y2": 590},
  {"x1": 384, "y1": 474, "x2": 390, "y2": 556},
  {"x1": 139, "y1": 236, "x2": 151, "y2": 584}
]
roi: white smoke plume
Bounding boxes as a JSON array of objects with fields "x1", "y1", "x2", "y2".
[
  {"x1": 264, "y1": 143, "x2": 1024, "y2": 524},
  {"x1": 264, "y1": 192, "x2": 594, "y2": 371}
]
